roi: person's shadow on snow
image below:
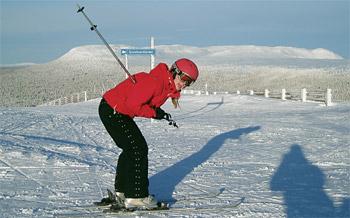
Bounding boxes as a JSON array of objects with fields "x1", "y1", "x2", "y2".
[
  {"x1": 149, "y1": 126, "x2": 261, "y2": 203},
  {"x1": 270, "y1": 144, "x2": 349, "y2": 217}
]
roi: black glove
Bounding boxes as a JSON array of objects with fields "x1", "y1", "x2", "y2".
[{"x1": 154, "y1": 107, "x2": 171, "y2": 120}]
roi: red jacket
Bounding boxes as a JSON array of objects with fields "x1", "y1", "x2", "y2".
[{"x1": 103, "y1": 63, "x2": 180, "y2": 118}]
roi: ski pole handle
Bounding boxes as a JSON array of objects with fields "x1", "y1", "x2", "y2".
[
  {"x1": 76, "y1": 5, "x2": 136, "y2": 84},
  {"x1": 169, "y1": 120, "x2": 179, "y2": 128},
  {"x1": 165, "y1": 117, "x2": 179, "y2": 128}
]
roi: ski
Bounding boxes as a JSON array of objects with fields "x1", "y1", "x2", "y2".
[
  {"x1": 55, "y1": 196, "x2": 244, "y2": 216},
  {"x1": 93, "y1": 189, "x2": 116, "y2": 206},
  {"x1": 57, "y1": 188, "x2": 228, "y2": 215},
  {"x1": 166, "y1": 197, "x2": 245, "y2": 212},
  {"x1": 92, "y1": 187, "x2": 225, "y2": 207},
  {"x1": 103, "y1": 201, "x2": 169, "y2": 213},
  {"x1": 103, "y1": 197, "x2": 245, "y2": 214},
  {"x1": 160, "y1": 187, "x2": 225, "y2": 203}
]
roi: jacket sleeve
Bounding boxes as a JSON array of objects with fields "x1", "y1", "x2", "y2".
[{"x1": 125, "y1": 76, "x2": 159, "y2": 118}]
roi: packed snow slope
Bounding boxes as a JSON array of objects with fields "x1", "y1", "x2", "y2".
[{"x1": 0, "y1": 94, "x2": 349, "y2": 217}]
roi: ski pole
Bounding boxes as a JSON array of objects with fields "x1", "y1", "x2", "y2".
[
  {"x1": 76, "y1": 5, "x2": 136, "y2": 84},
  {"x1": 168, "y1": 118, "x2": 179, "y2": 128},
  {"x1": 164, "y1": 115, "x2": 179, "y2": 128}
]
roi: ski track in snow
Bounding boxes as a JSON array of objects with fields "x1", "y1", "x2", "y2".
[{"x1": 0, "y1": 95, "x2": 349, "y2": 217}]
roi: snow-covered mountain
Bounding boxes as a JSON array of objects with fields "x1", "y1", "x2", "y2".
[
  {"x1": 0, "y1": 44, "x2": 349, "y2": 107},
  {"x1": 58, "y1": 44, "x2": 343, "y2": 64}
]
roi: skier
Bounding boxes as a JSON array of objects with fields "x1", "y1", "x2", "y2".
[{"x1": 98, "y1": 58, "x2": 199, "y2": 210}]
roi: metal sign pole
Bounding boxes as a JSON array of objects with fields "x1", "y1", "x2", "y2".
[{"x1": 150, "y1": 36, "x2": 155, "y2": 70}]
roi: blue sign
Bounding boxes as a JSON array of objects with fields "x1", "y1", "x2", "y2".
[{"x1": 121, "y1": 48, "x2": 155, "y2": 55}]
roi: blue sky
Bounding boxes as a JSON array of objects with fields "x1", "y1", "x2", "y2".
[{"x1": 1, "y1": 0, "x2": 349, "y2": 64}]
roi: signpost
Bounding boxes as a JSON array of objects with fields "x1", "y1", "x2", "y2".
[
  {"x1": 121, "y1": 49, "x2": 155, "y2": 55},
  {"x1": 120, "y1": 37, "x2": 156, "y2": 76}
]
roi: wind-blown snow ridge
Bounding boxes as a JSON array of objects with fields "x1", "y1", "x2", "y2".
[{"x1": 59, "y1": 44, "x2": 343, "y2": 62}]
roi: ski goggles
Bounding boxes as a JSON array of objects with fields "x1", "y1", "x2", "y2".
[
  {"x1": 178, "y1": 72, "x2": 194, "y2": 86},
  {"x1": 171, "y1": 65, "x2": 195, "y2": 86}
]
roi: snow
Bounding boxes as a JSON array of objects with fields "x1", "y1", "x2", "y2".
[
  {"x1": 58, "y1": 44, "x2": 343, "y2": 64},
  {"x1": 0, "y1": 94, "x2": 349, "y2": 217}
]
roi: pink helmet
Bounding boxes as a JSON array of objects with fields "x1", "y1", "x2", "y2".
[{"x1": 171, "y1": 58, "x2": 199, "y2": 82}]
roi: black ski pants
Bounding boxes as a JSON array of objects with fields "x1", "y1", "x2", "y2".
[{"x1": 98, "y1": 98, "x2": 149, "y2": 198}]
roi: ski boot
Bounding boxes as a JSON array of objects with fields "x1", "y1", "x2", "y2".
[
  {"x1": 94, "y1": 189, "x2": 125, "y2": 207},
  {"x1": 124, "y1": 195, "x2": 158, "y2": 210}
]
